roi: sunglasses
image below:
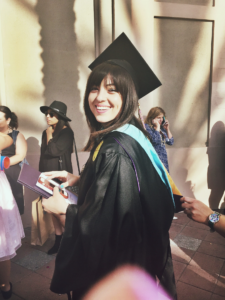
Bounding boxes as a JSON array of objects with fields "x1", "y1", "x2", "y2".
[{"x1": 45, "y1": 112, "x2": 55, "y2": 118}]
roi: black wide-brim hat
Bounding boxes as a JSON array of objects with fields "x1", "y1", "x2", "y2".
[
  {"x1": 40, "y1": 100, "x2": 71, "y2": 122},
  {"x1": 88, "y1": 33, "x2": 161, "y2": 99}
]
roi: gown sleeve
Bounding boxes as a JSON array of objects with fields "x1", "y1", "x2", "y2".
[
  {"x1": 44, "y1": 128, "x2": 74, "y2": 157},
  {"x1": 51, "y1": 148, "x2": 143, "y2": 293}
]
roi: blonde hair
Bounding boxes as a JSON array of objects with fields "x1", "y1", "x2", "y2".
[{"x1": 145, "y1": 107, "x2": 166, "y2": 126}]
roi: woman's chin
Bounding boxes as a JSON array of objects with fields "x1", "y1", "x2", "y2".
[{"x1": 95, "y1": 116, "x2": 113, "y2": 125}]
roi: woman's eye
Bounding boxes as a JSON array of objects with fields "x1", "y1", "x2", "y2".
[
  {"x1": 90, "y1": 87, "x2": 99, "y2": 92},
  {"x1": 108, "y1": 87, "x2": 117, "y2": 92}
]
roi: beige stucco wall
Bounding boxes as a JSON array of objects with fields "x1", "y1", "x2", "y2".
[
  {"x1": 0, "y1": 0, "x2": 93, "y2": 227},
  {"x1": 112, "y1": 0, "x2": 225, "y2": 209},
  {"x1": 0, "y1": 0, "x2": 225, "y2": 226}
]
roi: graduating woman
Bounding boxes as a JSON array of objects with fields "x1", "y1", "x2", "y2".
[{"x1": 42, "y1": 33, "x2": 177, "y2": 300}]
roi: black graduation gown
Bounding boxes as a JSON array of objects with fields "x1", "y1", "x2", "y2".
[
  {"x1": 39, "y1": 127, "x2": 74, "y2": 173},
  {"x1": 50, "y1": 131, "x2": 176, "y2": 298}
]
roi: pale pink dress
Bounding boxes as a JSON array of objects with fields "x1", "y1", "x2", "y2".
[{"x1": 0, "y1": 170, "x2": 25, "y2": 261}]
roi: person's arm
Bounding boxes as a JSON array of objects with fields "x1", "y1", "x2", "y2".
[
  {"x1": 152, "y1": 118, "x2": 161, "y2": 132},
  {"x1": 162, "y1": 120, "x2": 173, "y2": 141},
  {"x1": 181, "y1": 197, "x2": 225, "y2": 238},
  {"x1": 9, "y1": 132, "x2": 27, "y2": 165},
  {"x1": 42, "y1": 187, "x2": 69, "y2": 216},
  {"x1": 44, "y1": 128, "x2": 73, "y2": 157},
  {"x1": 0, "y1": 132, "x2": 13, "y2": 150},
  {"x1": 46, "y1": 126, "x2": 54, "y2": 144},
  {"x1": 145, "y1": 123, "x2": 162, "y2": 145}
]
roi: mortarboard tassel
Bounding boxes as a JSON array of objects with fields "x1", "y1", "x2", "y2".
[{"x1": 138, "y1": 103, "x2": 146, "y2": 130}]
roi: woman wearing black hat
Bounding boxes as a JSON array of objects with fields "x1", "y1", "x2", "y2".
[
  {"x1": 42, "y1": 34, "x2": 177, "y2": 299},
  {"x1": 39, "y1": 100, "x2": 74, "y2": 254}
]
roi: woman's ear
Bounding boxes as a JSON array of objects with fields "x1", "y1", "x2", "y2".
[{"x1": 7, "y1": 118, "x2": 11, "y2": 125}]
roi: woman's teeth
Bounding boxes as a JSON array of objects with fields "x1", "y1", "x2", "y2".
[{"x1": 96, "y1": 106, "x2": 110, "y2": 110}]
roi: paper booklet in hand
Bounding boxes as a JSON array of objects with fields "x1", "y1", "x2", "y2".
[{"x1": 18, "y1": 163, "x2": 77, "y2": 205}]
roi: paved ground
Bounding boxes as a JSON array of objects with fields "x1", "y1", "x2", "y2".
[{"x1": 1, "y1": 212, "x2": 225, "y2": 300}]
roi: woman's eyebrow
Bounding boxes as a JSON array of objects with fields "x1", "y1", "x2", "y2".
[{"x1": 106, "y1": 83, "x2": 115, "y2": 86}]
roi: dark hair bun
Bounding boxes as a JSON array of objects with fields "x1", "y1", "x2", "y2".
[{"x1": 10, "y1": 112, "x2": 18, "y2": 129}]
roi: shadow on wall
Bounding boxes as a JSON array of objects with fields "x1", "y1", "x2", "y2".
[
  {"x1": 34, "y1": 0, "x2": 86, "y2": 150},
  {"x1": 26, "y1": 137, "x2": 41, "y2": 169},
  {"x1": 173, "y1": 167, "x2": 196, "y2": 199},
  {"x1": 22, "y1": 137, "x2": 41, "y2": 227},
  {"x1": 207, "y1": 121, "x2": 225, "y2": 209}
]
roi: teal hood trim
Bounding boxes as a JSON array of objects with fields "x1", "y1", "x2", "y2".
[{"x1": 114, "y1": 124, "x2": 175, "y2": 206}]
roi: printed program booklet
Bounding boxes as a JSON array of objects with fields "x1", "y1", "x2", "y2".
[{"x1": 18, "y1": 163, "x2": 77, "y2": 205}]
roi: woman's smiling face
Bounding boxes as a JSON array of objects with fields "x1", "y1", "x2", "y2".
[{"x1": 88, "y1": 75, "x2": 123, "y2": 126}]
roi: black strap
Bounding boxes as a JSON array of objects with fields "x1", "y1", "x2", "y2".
[
  {"x1": 59, "y1": 136, "x2": 80, "y2": 175},
  {"x1": 11, "y1": 130, "x2": 19, "y2": 145},
  {"x1": 67, "y1": 292, "x2": 72, "y2": 300},
  {"x1": 73, "y1": 135, "x2": 80, "y2": 175},
  {"x1": 59, "y1": 156, "x2": 63, "y2": 170}
]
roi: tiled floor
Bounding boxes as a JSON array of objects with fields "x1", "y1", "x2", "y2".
[
  {"x1": 171, "y1": 212, "x2": 225, "y2": 300},
  {"x1": 1, "y1": 212, "x2": 225, "y2": 300}
]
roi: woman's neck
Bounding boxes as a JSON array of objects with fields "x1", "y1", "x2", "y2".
[{"x1": 0, "y1": 126, "x2": 11, "y2": 134}]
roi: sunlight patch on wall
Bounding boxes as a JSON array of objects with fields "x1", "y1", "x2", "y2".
[
  {"x1": 154, "y1": 0, "x2": 213, "y2": 6},
  {"x1": 154, "y1": 18, "x2": 212, "y2": 148},
  {"x1": 0, "y1": 0, "x2": 44, "y2": 140},
  {"x1": 74, "y1": 0, "x2": 95, "y2": 148}
]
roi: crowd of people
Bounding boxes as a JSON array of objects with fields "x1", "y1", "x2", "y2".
[{"x1": 0, "y1": 33, "x2": 224, "y2": 300}]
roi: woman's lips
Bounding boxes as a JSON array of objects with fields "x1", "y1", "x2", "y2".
[{"x1": 95, "y1": 105, "x2": 111, "y2": 114}]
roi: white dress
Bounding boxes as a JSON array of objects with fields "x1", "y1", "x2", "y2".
[{"x1": 0, "y1": 170, "x2": 25, "y2": 261}]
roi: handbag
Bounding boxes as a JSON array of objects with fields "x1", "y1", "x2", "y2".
[
  {"x1": 11, "y1": 130, "x2": 29, "y2": 168},
  {"x1": 31, "y1": 197, "x2": 54, "y2": 246}
]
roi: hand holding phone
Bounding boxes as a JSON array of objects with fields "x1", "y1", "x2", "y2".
[
  {"x1": 162, "y1": 117, "x2": 169, "y2": 129},
  {"x1": 36, "y1": 174, "x2": 77, "y2": 204},
  {"x1": 152, "y1": 118, "x2": 161, "y2": 131}
]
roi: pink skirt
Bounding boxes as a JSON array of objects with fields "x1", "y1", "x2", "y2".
[{"x1": 0, "y1": 171, "x2": 25, "y2": 261}]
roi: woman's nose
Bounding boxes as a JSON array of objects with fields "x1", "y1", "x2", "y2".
[{"x1": 96, "y1": 87, "x2": 107, "y2": 101}]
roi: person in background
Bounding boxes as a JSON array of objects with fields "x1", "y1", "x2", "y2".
[
  {"x1": 0, "y1": 106, "x2": 27, "y2": 215},
  {"x1": 181, "y1": 197, "x2": 225, "y2": 238},
  {"x1": 0, "y1": 132, "x2": 25, "y2": 299},
  {"x1": 145, "y1": 107, "x2": 173, "y2": 173},
  {"x1": 39, "y1": 100, "x2": 74, "y2": 255},
  {"x1": 42, "y1": 34, "x2": 176, "y2": 300}
]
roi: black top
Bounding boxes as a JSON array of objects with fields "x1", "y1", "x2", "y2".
[
  {"x1": 2, "y1": 132, "x2": 16, "y2": 157},
  {"x1": 50, "y1": 131, "x2": 176, "y2": 298},
  {"x1": 39, "y1": 127, "x2": 74, "y2": 173}
]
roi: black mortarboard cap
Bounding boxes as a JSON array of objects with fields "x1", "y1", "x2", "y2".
[{"x1": 88, "y1": 33, "x2": 161, "y2": 99}]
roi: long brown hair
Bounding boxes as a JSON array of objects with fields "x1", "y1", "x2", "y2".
[
  {"x1": 83, "y1": 62, "x2": 149, "y2": 151},
  {"x1": 145, "y1": 107, "x2": 166, "y2": 127},
  {"x1": 53, "y1": 118, "x2": 71, "y2": 137}
]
